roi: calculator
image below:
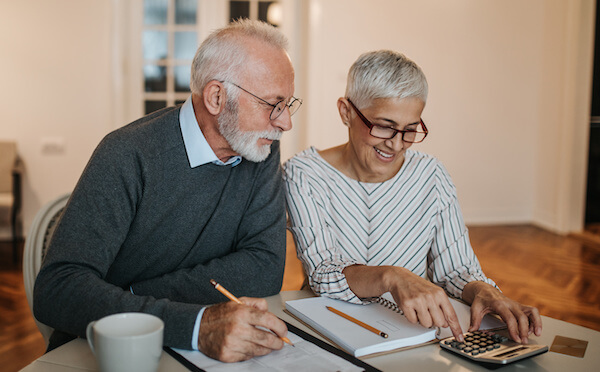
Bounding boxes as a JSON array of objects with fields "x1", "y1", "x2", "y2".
[{"x1": 440, "y1": 330, "x2": 548, "y2": 366}]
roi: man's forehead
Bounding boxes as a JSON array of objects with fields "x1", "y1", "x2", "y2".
[{"x1": 239, "y1": 47, "x2": 295, "y2": 97}]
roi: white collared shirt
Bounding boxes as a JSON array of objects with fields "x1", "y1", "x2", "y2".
[{"x1": 180, "y1": 96, "x2": 242, "y2": 168}]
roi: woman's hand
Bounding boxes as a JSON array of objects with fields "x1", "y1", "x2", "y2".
[
  {"x1": 463, "y1": 281, "x2": 542, "y2": 343},
  {"x1": 343, "y1": 265, "x2": 465, "y2": 341}
]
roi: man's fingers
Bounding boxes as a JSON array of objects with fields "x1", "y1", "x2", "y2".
[
  {"x1": 239, "y1": 297, "x2": 269, "y2": 311},
  {"x1": 199, "y1": 300, "x2": 286, "y2": 362},
  {"x1": 247, "y1": 306, "x2": 289, "y2": 341}
]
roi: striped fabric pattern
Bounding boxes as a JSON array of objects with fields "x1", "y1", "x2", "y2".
[{"x1": 284, "y1": 147, "x2": 496, "y2": 304}]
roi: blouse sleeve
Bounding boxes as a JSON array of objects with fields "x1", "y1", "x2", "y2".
[
  {"x1": 284, "y1": 159, "x2": 365, "y2": 304},
  {"x1": 427, "y1": 162, "x2": 498, "y2": 298}
]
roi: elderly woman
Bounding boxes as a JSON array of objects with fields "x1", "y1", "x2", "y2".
[{"x1": 284, "y1": 50, "x2": 542, "y2": 344}]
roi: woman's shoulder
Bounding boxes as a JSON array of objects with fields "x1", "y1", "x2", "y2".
[
  {"x1": 404, "y1": 149, "x2": 445, "y2": 172},
  {"x1": 284, "y1": 146, "x2": 319, "y2": 166},
  {"x1": 284, "y1": 147, "x2": 329, "y2": 173},
  {"x1": 405, "y1": 150, "x2": 455, "y2": 185},
  {"x1": 405, "y1": 150, "x2": 457, "y2": 199},
  {"x1": 283, "y1": 146, "x2": 340, "y2": 183}
]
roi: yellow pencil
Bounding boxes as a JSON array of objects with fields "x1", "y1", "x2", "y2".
[
  {"x1": 210, "y1": 279, "x2": 294, "y2": 347},
  {"x1": 327, "y1": 306, "x2": 388, "y2": 338}
]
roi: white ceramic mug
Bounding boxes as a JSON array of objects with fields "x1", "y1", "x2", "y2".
[{"x1": 86, "y1": 312, "x2": 164, "y2": 372}]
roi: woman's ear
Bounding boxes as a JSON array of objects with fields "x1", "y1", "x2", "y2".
[
  {"x1": 203, "y1": 81, "x2": 226, "y2": 116},
  {"x1": 337, "y1": 97, "x2": 352, "y2": 127}
]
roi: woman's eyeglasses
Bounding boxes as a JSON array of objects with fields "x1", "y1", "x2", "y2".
[{"x1": 347, "y1": 99, "x2": 428, "y2": 143}]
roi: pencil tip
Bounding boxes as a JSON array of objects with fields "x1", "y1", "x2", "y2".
[{"x1": 209, "y1": 279, "x2": 217, "y2": 286}]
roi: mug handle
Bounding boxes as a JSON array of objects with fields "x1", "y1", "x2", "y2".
[{"x1": 86, "y1": 321, "x2": 96, "y2": 355}]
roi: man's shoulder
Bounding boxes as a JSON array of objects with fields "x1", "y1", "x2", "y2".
[{"x1": 100, "y1": 106, "x2": 182, "y2": 156}]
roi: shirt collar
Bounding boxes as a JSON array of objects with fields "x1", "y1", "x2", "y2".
[{"x1": 180, "y1": 96, "x2": 242, "y2": 168}]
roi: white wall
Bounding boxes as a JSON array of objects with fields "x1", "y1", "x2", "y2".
[
  {"x1": 0, "y1": 0, "x2": 594, "y2": 238},
  {"x1": 0, "y1": 0, "x2": 114, "y2": 238},
  {"x1": 296, "y1": 0, "x2": 594, "y2": 232}
]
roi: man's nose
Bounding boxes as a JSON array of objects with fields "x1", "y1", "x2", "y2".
[{"x1": 272, "y1": 108, "x2": 293, "y2": 131}]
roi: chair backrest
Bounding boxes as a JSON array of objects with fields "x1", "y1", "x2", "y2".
[
  {"x1": 23, "y1": 193, "x2": 71, "y2": 346},
  {"x1": 0, "y1": 141, "x2": 17, "y2": 193}
]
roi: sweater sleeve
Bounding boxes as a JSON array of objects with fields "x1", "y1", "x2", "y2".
[
  {"x1": 283, "y1": 157, "x2": 363, "y2": 304},
  {"x1": 427, "y1": 162, "x2": 498, "y2": 298},
  {"x1": 129, "y1": 142, "x2": 286, "y2": 301},
  {"x1": 34, "y1": 131, "x2": 203, "y2": 350}
]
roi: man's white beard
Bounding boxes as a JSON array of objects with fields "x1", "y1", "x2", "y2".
[{"x1": 218, "y1": 98, "x2": 282, "y2": 162}]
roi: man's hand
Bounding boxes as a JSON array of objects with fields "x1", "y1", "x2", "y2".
[
  {"x1": 463, "y1": 281, "x2": 542, "y2": 344},
  {"x1": 198, "y1": 297, "x2": 289, "y2": 362}
]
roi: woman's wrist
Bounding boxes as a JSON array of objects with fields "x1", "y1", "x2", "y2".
[
  {"x1": 380, "y1": 266, "x2": 411, "y2": 295},
  {"x1": 462, "y1": 281, "x2": 489, "y2": 304}
]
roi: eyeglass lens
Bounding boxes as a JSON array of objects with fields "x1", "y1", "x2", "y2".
[
  {"x1": 370, "y1": 122, "x2": 427, "y2": 143},
  {"x1": 270, "y1": 98, "x2": 302, "y2": 120}
]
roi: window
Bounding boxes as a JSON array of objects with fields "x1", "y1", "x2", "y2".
[
  {"x1": 229, "y1": 1, "x2": 282, "y2": 26},
  {"x1": 143, "y1": 0, "x2": 198, "y2": 114},
  {"x1": 139, "y1": 0, "x2": 282, "y2": 115}
]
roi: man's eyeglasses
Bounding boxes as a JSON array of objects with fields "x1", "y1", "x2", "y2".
[
  {"x1": 347, "y1": 99, "x2": 428, "y2": 143},
  {"x1": 221, "y1": 81, "x2": 303, "y2": 120}
]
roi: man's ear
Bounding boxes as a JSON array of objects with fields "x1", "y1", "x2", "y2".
[
  {"x1": 337, "y1": 97, "x2": 352, "y2": 127},
  {"x1": 203, "y1": 80, "x2": 226, "y2": 116}
]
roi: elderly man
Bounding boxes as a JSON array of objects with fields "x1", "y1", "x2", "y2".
[{"x1": 34, "y1": 19, "x2": 301, "y2": 362}]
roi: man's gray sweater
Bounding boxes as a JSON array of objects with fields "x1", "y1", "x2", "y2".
[{"x1": 34, "y1": 106, "x2": 286, "y2": 350}]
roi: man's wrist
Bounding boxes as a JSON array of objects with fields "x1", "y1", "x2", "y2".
[{"x1": 192, "y1": 307, "x2": 206, "y2": 350}]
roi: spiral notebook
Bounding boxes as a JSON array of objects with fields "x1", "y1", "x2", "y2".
[{"x1": 285, "y1": 293, "x2": 506, "y2": 358}]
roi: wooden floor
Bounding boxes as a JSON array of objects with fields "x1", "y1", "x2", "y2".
[{"x1": 1, "y1": 224, "x2": 600, "y2": 371}]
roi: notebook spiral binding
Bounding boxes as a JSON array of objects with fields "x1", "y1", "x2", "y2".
[{"x1": 376, "y1": 296, "x2": 404, "y2": 315}]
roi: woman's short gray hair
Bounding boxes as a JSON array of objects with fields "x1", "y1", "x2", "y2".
[
  {"x1": 190, "y1": 19, "x2": 288, "y2": 96},
  {"x1": 345, "y1": 50, "x2": 428, "y2": 109}
]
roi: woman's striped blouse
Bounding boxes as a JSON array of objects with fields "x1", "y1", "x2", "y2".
[{"x1": 283, "y1": 147, "x2": 496, "y2": 304}]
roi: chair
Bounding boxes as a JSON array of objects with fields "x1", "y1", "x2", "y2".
[
  {"x1": 23, "y1": 193, "x2": 70, "y2": 346},
  {"x1": 0, "y1": 141, "x2": 24, "y2": 263},
  {"x1": 281, "y1": 229, "x2": 307, "y2": 291}
]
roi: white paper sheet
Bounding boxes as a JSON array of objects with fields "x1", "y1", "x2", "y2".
[{"x1": 171, "y1": 331, "x2": 365, "y2": 372}]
